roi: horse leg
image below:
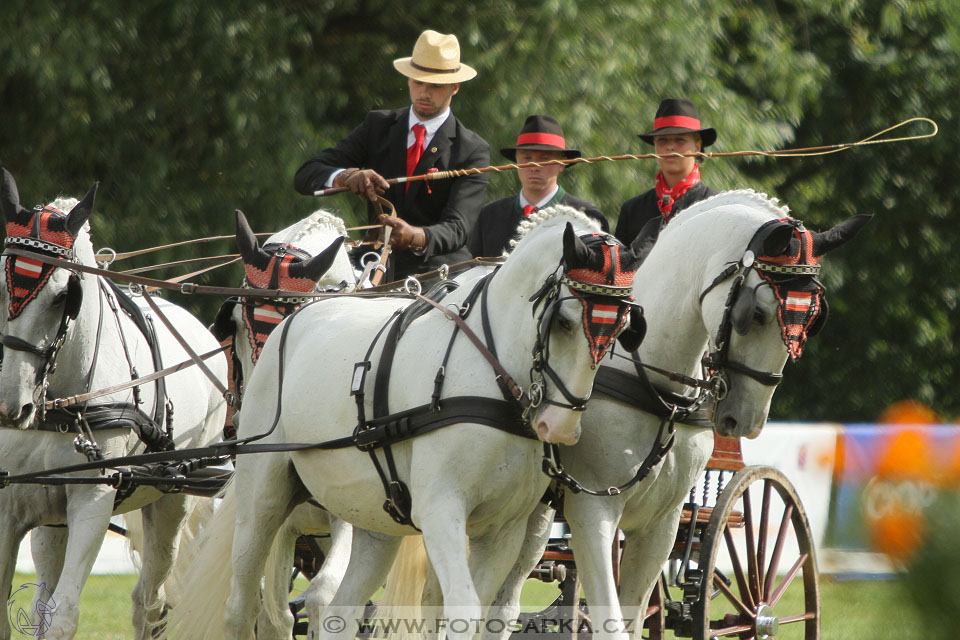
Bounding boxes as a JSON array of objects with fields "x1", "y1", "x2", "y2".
[
  {"x1": 224, "y1": 453, "x2": 302, "y2": 639},
  {"x1": 416, "y1": 501, "x2": 480, "y2": 640},
  {"x1": 468, "y1": 515, "x2": 539, "y2": 633},
  {"x1": 30, "y1": 526, "x2": 68, "y2": 627},
  {"x1": 313, "y1": 528, "x2": 402, "y2": 640},
  {"x1": 565, "y1": 494, "x2": 629, "y2": 640},
  {"x1": 303, "y1": 516, "x2": 351, "y2": 639},
  {"x1": 483, "y1": 502, "x2": 555, "y2": 640},
  {"x1": 44, "y1": 488, "x2": 114, "y2": 640},
  {"x1": 257, "y1": 517, "x2": 301, "y2": 640},
  {"x1": 131, "y1": 494, "x2": 193, "y2": 640},
  {"x1": 0, "y1": 518, "x2": 29, "y2": 640},
  {"x1": 617, "y1": 515, "x2": 682, "y2": 640}
]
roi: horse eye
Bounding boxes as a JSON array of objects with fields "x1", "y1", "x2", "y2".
[
  {"x1": 53, "y1": 290, "x2": 69, "y2": 305},
  {"x1": 557, "y1": 317, "x2": 574, "y2": 332},
  {"x1": 753, "y1": 308, "x2": 765, "y2": 325}
]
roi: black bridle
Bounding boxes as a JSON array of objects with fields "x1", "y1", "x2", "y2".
[
  {"x1": 698, "y1": 241, "x2": 822, "y2": 392},
  {"x1": 0, "y1": 237, "x2": 83, "y2": 416}
]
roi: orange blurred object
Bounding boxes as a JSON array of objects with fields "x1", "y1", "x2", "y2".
[
  {"x1": 878, "y1": 399, "x2": 941, "y2": 424},
  {"x1": 870, "y1": 506, "x2": 927, "y2": 561}
]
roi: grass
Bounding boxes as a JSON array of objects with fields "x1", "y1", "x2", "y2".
[{"x1": 8, "y1": 572, "x2": 925, "y2": 639}]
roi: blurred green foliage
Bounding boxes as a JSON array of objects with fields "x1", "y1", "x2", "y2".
[{"x1": 1, "y1": 0, "x2": 956, "y2": 421}]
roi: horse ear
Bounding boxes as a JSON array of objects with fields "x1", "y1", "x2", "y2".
[
  {"x1": 234, "y1": 209, "x2": 264, "y2": 264},
  {"x1": 812, "y1": 214, "x2": 872, "y2": 257},
  {"x1": 562, "y1": 222, "x2": 591, "y2": 266},
  {"x1": 1, "y1": 167, "x2": 25, "y2": 222},
  {"x1": 65, "y1": 182, "x2": 98, "y2": 237},
  {"x1": 761, "y1": 223, "x2": 795, "y2": 257},
  {"x1": 296, "y1": 236, "x2": 346, "y2": 283}
]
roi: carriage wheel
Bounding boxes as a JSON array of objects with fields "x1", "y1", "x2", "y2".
[{"x1": 693, "y1": 466, "x2": 820, "y2": 640}]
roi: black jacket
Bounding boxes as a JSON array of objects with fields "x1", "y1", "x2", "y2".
[
  {"x1": 294, "y1": 107, "x2": 490, "y2": 278},
  {"x1": 613, "y1": 181, "x2": 717, "y2": 247},
  {"x1": 470, "y1": 190, "x2": 608, "y2": 257}
]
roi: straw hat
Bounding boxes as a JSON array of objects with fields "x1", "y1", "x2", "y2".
[{"x1": 393, "y1": 30, "x2": 477, "y2": 84}]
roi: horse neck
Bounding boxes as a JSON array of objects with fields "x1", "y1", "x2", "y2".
[
  {"x1": 483, "y1": 231, "x2": 563, "y2": 373},
  {"x1": 632, "y1": 207, "x2": 770, "y2": 384},
  {"x1": 50, "y1": 275, "x2": 143, "y2": 399}
]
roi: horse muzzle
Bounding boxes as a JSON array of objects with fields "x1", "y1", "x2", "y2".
[{"x1": 533, "y1": 404, "x2": 582, "y2": 445}]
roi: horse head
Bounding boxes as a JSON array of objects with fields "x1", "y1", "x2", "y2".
[
  {"x1": 501, "y1": 207, "x2": 645, "y2": 445},
  {"x1": 214, "y1": 209, "x2": 348, "y2": 378},
  {"x1": 700, "y1": 204, "x2": 872, "y2": 438},
  {"x1": 0, "y1": 168, "x2": 97, "y2": 428}
]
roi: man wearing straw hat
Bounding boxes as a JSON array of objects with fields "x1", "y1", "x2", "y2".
[
  {"x1": 614, "y1": 98, "x2": 718, "y2": 247},
  {"x1": 470, "y1": 115, "x2": 607, "y2": 257},
  {"x1": 294, "y1": 29, "x2": 490, "y2": 279}
]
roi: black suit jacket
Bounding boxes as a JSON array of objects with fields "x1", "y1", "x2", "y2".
[
  {"x1": 470, "y1": 191, "x2": 609, "y2": 258},
  {"x1": 613, "y1": 182, "x2": 717, "y2": 247},
  {"x1": 294, "y1": 107, "x2": 490, "y2": 278}
]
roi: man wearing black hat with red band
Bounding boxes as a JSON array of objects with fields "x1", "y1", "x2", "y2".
[
  {"x1": 614, "y1": 98, "x2": 718, "y2": 247},
  {"x1": 470, "y1": 115, "x2": 607, "y2": 257}
]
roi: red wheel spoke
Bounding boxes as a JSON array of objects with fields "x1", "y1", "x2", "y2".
[
  {"x1": 742, "y1": 486, "x2": 761, "y2": 603},
  {"x1": 756, "y1": 480, "x2": 772, "y2": 597},
  {"x1": 710, "y1": 623, "x2": 753, "y2": 637},
  {"x1": 763, "y1": 503, "x2": 793, "y2": 602},
  {"x1": 724, "y1": 527, "x2": 756, "y2": 611},
  {"x1": 769, "y1": 553, "x2": 808, "y2": 606},
  {"x1": 712, "y1": 573, "x2": 754, "y2": 618}
]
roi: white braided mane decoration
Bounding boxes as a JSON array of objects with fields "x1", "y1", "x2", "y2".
[{"x1": 506, "y1": 204, "x2": 602, "y2": 254}]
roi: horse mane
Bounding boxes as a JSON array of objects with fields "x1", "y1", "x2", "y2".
[
  {"x1": 507, "y1": 204, "x2": 602, "y2": 254},
  {"x1": 672, "y1": 189, "x2": 791, "y2": 223},
  {"x1": 268, "y1": 208, "x2": 347, "y2": 246}
]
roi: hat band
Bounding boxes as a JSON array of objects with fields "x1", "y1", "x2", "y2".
[
  {"x1": 410, "y1": 60, "x2": 462, "y2": 74},
  {"x1": 653, "y1": 115, "x2": 701, "y2": 130},
  {"x1": 516, "y1": 132, "x2": 566, "y2": 148}
]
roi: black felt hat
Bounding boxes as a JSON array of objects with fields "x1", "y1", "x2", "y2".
[
  {"x1": 500, "y1": 115, "x2": 582, "y2": 162},
  {"x1": 638, "y1": 98, "x2": 716, "y2": 148}
]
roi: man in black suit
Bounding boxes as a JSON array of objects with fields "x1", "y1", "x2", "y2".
[
  {"x1": 294, "y1": 30, "x2": 490, "y2": 278},
  {"x1": 614, "y1": 98, "x2": 718, "y2": 248},
  {"x1": 470, "y1": 115, "x2": 607, "y2": 258}
]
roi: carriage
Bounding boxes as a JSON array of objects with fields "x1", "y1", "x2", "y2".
[{"x1": 0, "y1": 170, "x2": 864, "y2": 640}]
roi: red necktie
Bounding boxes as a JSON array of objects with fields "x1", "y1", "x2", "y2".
[
  {"x1": 522, "y1": 205, "x2": 536, "y2": 217},
  {"x1": 406, "y1": 123, "x2": 426, "y2": 193}
]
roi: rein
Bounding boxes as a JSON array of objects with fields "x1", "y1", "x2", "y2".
[{"x1": 313, "y1": 118, "x2": 937, "y2": 197}]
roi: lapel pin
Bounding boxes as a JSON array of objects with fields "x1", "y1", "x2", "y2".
[{"x1": 430, "y1": 147, "x2": 437, "y2": 153}]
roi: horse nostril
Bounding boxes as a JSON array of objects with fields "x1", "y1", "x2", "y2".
[
  {"x1": 536, "y1": 421, "x2": 550, "y2": 441},
  {"x1": 719, "y1": 416, "x2": 737, "y2": 436}
]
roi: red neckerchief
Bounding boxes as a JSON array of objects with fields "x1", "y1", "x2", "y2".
[{"x1": 655, "y1": 164, "x2": 700, "y2": 219}]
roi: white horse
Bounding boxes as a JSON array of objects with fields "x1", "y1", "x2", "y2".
[
  {"x1": 164, "y1": 206, "x2": 648, "y2": 639},
  {"x1": 0, "y1": 168, "x2": 228, "y2": 640},
  {"x1": 486, "y1": 190, "x2": 871, "y2": 639},
  {"x1": 209, "y1": 207, "x2": 356, "y2": 639}
]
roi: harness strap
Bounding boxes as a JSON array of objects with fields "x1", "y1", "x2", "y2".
[
  {"x1": 593, "y1": 365, "x2": 712, "y2": 426},
  {"x1": 141, "y1": 292, "x2": 229, "y2": 399},
  {"x1": 542, "y1": 411, "x2": 677, "y2": 496}
]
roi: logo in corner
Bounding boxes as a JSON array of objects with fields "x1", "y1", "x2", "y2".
[{"x1": 7, "y1": 582, "x2": 56, "y2": 637}]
